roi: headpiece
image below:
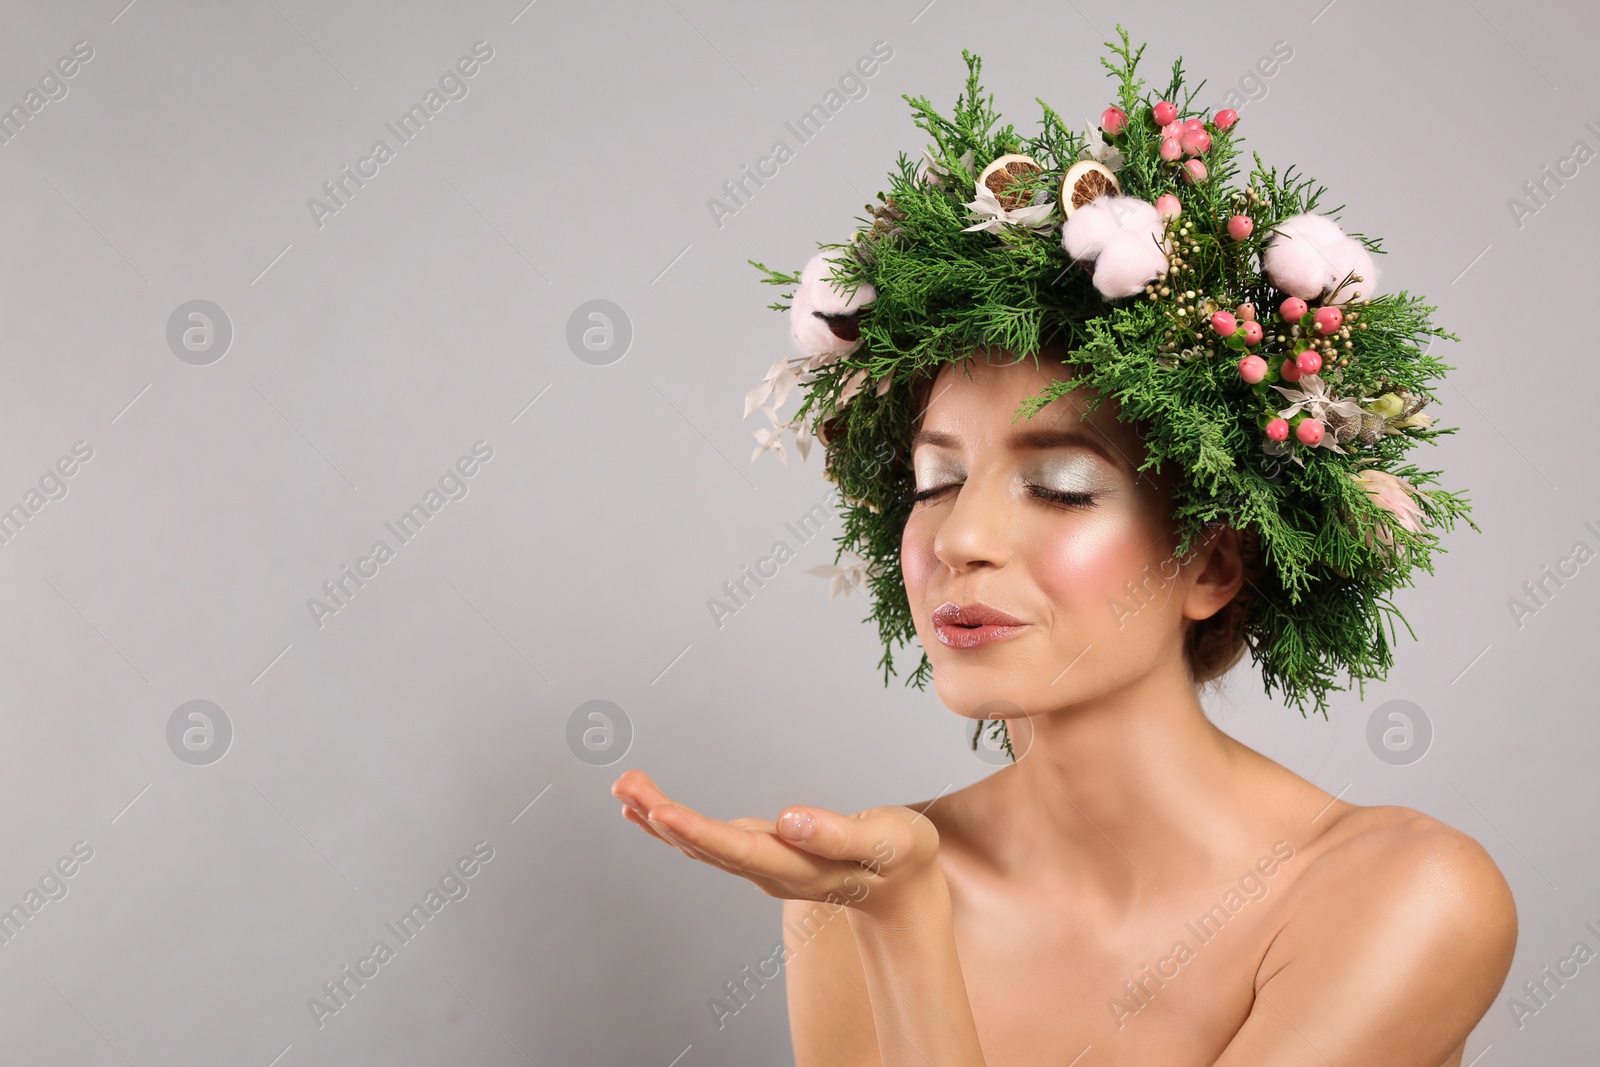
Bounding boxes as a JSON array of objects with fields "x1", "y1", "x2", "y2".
[{"x1": 744, "y1": 29, "x2": 1476, "y2": 721}]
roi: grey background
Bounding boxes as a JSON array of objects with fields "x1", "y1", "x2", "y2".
[{"x1": 0, "y1": 0, "x2": 1594, "y2": 1064}]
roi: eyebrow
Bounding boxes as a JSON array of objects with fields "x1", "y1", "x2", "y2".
[{"x1": 911, "y1": 427, "x2": 1127, "y2": 472}]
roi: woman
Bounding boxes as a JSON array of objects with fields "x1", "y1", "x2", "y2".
[{"x1": 615, "y1": 32, "x2": 1517, "y2": 1066}]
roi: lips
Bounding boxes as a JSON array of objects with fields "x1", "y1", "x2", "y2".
[{"x1": 932, "y1": 601, "x2": 1029, "y2": 650}]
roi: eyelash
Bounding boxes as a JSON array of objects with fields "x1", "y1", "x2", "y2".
[
  {"x1": 1030, "y1": 486, "x2": 1100, "y2": 508},
  {"x1": 908, "y1": 483, "x2": 1099, "y2": 508}
]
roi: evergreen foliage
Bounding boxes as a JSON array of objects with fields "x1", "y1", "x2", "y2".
[{"x1": 751, "y1": 28, "x2": 1477, "y2": 727}]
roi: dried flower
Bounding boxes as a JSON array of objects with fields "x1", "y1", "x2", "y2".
[
  {"x1": 1351, "y1": 468, "x2": 1429, "y2": 556},
  {"x1": 961, "y1": 180, "x2": 1056, "y2": 234}
]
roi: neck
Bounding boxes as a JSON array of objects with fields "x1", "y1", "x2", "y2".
[{"x1": 977, "y1": 656, "x2": 1289, "y2": 907}]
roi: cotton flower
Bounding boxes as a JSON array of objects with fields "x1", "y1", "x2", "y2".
[
  {"x1": 786, "y1": 251, "x2": 876, "y2": 361},
  {"x1": 962, "y1": 180, "x2": 1056, "y2": 234},
  {"x1": 1262, "y1": 213, "x2": 1381, "y2": 304},
  {"x1": 1079, "y1": 118, "x2": 1125, "y2": 171},
  {"x1": 1351, "y1": 468, "x2": 1428, "y2": 556},
  {"x1": 1062, "y1": 195, "x2": 1168, "y2": 298}
]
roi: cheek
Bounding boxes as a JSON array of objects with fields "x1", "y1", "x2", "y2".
[
  {"x1": 900, "y1": 512, "x2": 939, "y2": 598},
  {"x1": 1030, "y1": 507, "x2": 1156, "y2": 614}
]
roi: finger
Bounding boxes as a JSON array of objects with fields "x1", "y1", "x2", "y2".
[
  {"x1": 774, "y1": 804, "x2": 905, "y2": 866},
  {"x1": 620, "y1": 803, "x2": 671, "y2": 844},
  {"x1": 653, "y1": 802, "x2": 843, "y2": 885},
  {"x1": 610, "y1": 768, "x2": 665, "y2": 811},
  {"x1": 618, "y1": 781, "x2": 767, "y2": 875}
]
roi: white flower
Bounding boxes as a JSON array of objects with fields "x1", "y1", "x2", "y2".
[
  {"x1": 744, "y1": 356, "x2": 801, "y2": 418},
  {"x1": 807, "y1": 553, "x2": 874, "y2": 600},
  {"x1": 750, "y1": 400, "x2": 812, "y2": 465},
  {"x1": 918, "y1": 146, "x2": 976, "y2": 187},
  {"x1": 1270, "y1": 373, "x2": 1365, "y2": 455},
  {"x1": 1079, "y1": 118, "x2": 1125, "y2": 171},
  {"x1": 961, "y1": 181, "x2": 1056, "y2": 234}
]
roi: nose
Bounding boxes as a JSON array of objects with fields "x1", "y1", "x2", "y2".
[{"x1": 931, "y1": 470, "x2": 1011, "y2": 575}]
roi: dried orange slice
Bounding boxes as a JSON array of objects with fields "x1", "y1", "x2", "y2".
[
  {"x1": 1060, "y1": 159, "x2": 1121, "y2": 216},
  {"x1": 977, "y1": 153, "x2": 1043, "y2": 211}
]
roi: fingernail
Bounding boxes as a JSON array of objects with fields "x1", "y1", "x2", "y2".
[{"x1": 778, "y1": 810, "x2": 816, "y2": 841}]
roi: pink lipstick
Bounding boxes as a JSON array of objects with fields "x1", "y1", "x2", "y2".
[{"x1": 932, "y1": 601, "x2": 1029, "y2": 650}]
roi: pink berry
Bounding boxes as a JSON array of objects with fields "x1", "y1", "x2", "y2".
[
  {"x1": 1183, "y1": 158, "x2": 1208, "y2": 184},
  {"x1": 1280, "y1": 357, "x2": 1302, "y2": 383},
  {"x1": 1153, "y1": 100, "x2": 1177, "y2": 126},
  {"x1": 1279, "y1": 296, "x2": 1308, "y2": 321},
  {"x1": 1211, "y1": 311, "x2": 1237, "y2": 337},
  {"x1": 1180, "y1": 127, "x2": 1212, "y2": 155},
  {"x1": 1214, "y1": 109, "x2": 1239, "y2": 131},
  {"x1": 1236, "y1": 303, "x2": 1256, "y2": 322},
  {"x1": 1238, "y1": 355, "x2": 1267, "y2": 383},
  {"x1": 1265, "y1": 417, "x2": 1289, "y2": 442},
  {"x1": 1182, "y1": 117, "x2": 1205, "y2": 134},
  {"x1": 1296, "y1": 350, "x2": 1323, "y2": 375},
  {"x1": 1295, "y1": 419, "x2": 1324, "y2": 446},
  {"x1": 1314, "y1": 305, "x2": 1344, "y2": 335},
  {"x1": 1160, "y1": 136, "x2": 1182, "y2": 162},
  {"x1": 1100, "y1": 106, "x2": 1127, "y2": 136},
  {"x1": 1227, "y1": 215, "x2": 1254, "y2": 241},
  {"x1": 1155, "y1": 193, "x2": 1181, "y2": 219},
  {"x1": 1240, "y1": 320, "x2": 1263, "y2": 346}
]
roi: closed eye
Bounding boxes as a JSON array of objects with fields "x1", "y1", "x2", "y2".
[
  {"x1": 909, "y1": 482, "x2": 960, "y2": 505},
  {"x1": 910, "y1": 483, "x2": 1099, "y2": 507},
  {"x1": 1028, "y1": 485, "x2": 1099, "y2": 508}
]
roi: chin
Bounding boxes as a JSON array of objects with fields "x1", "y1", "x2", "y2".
[{"x1": 928, "y1": 654, "x2": 1039, "y2": 720}]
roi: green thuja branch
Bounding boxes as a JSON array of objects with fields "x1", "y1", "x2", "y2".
[{"x1": 746, "y1": 28, "x2": 1477, "y2": 725}]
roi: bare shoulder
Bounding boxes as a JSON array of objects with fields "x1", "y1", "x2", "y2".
[
  {"x1": 1267, "y1": 801, "x2": 1518, "y2": 1004},
  {"x1": 1213, "y1": 803, "x2": 1519, "y2": 1065},
  {"x1": 1304, "y1": 803, "x2": 1517, "y2": 912}
]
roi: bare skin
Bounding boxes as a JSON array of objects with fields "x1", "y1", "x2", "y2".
[{"x1": 613, "y1": 349, "x2": 1518, "y2": 1066}]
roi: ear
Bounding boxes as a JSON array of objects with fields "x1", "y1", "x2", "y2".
[{"x1": 1179, "y1": 525, "x2": 1247, "y2": 622}]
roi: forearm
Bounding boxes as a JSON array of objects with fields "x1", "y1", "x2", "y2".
[{"x1": 845, "y1": 871, "x2": 987, "y2": 1067}]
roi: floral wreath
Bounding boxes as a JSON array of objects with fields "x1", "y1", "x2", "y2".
[{"x1": 743, "y1": 28, "x2": 1477, "y2": 729}]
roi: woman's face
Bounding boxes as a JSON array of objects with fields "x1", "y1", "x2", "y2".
[{"x1": 901, "y1": 350, "x2": 1237, "y2": 721}]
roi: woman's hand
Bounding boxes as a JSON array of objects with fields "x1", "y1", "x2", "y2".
[{"x1": 610, "y1": 768, "x2": 941, "y2": 916}]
